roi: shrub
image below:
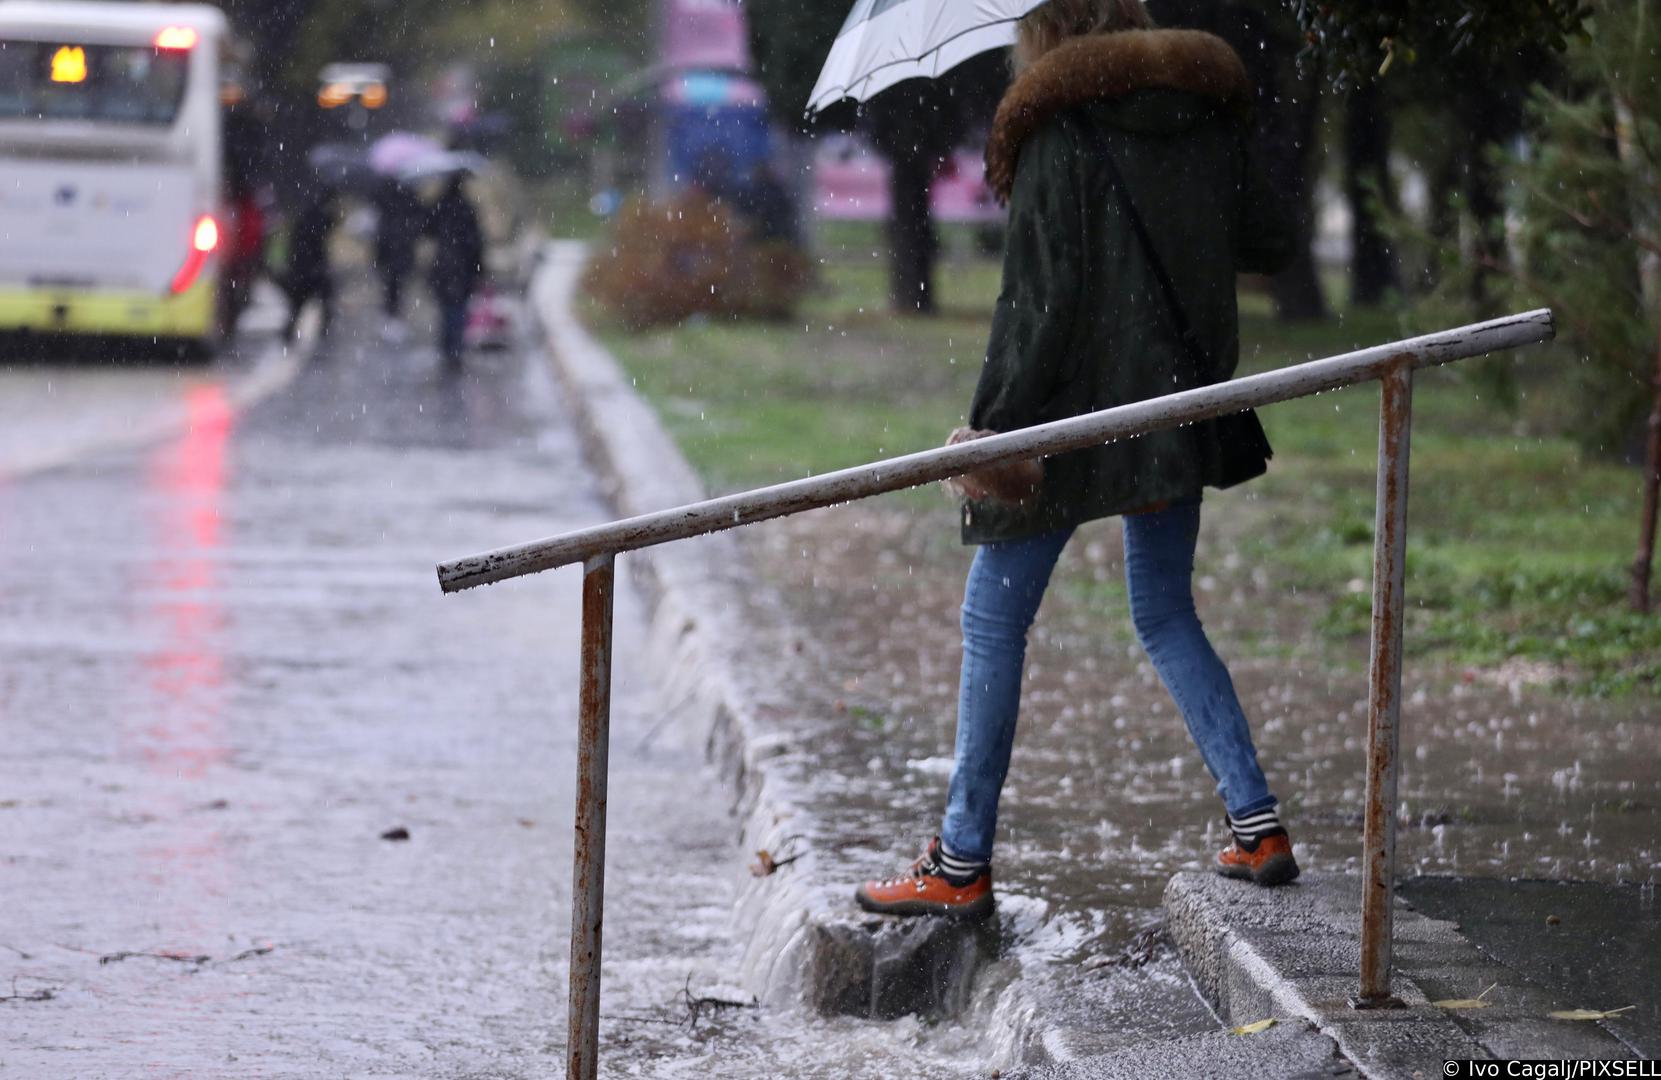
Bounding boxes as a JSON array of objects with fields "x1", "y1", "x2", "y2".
[{"x1": 582, "y1": 191, "x2": 810, "y2": 329}]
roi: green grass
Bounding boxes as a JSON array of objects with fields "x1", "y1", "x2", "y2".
[
  {"x1": 592, "y1": 261, "x2": 1661, "y2": 696},
  {"x1": 1225, "y1": 304, "x2": 1656, "y2": 693},
  {"x1": 529, "y1": 176, "x2": 612, "y2": 242},
  {"x1": 595, "y1": 257, "x2": 999, "y2": 495}
]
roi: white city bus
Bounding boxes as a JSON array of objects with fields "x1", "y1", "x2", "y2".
[{"x1": 0, "y1": 1, "x2": 227, "y2": 351}]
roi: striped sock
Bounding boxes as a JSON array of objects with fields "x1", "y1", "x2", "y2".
[
  {"x1": 1226, "y1": 805, "x2": 1285, "y2": 851},
  {"x1": 932, "y1": 839, "x2": 988, "y2": 884}
]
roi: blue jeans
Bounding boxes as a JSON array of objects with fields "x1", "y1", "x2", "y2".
[
  {"x1": 940, "y1": 499, "x2": 1275, "y2": 862},
  {"x1": 439, "y1": 298, "x2": 469, "y2": 364}
]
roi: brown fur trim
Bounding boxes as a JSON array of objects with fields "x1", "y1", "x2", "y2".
[{"x1": 985, "y1": 29, "x2": 1252, "y2": 201}]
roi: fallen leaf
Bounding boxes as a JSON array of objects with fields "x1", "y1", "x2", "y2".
[
  {"x1": 99, "y1": 950, "x2": 210, "y2": 966},
  {"x1": 750, "y1": 850, "x2": 777, "y2": 877},
  {"x1": 1545, "y1": 914, "x2": 1561, "y2": 926},
  {"x1": 379, "y1": 826, "x2": 410, "y2": 842},
  {"x1": 1231, "y1": 1018, "x2": 1277, "y2": 1035},
  {"x1": 516, "y1": 818, "x2": 536, "y2": 828},
  {"x1": 1549, "y1": 1006, "x2": 1635, "y2": 1021},
  {"x1": 0, "y1": 987, "x2": 54, "y2": 1003}
]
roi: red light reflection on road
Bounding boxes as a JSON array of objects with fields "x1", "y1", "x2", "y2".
[
  {"x1": 139, "y1": 384, "x2": 233, "y2": 777},
  {"x1": 129, "y1": 383, "x2": 238, "y2": 956}
]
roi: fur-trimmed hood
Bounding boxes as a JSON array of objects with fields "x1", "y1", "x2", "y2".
[{"x1": 985, "y1": 29, "x2": 1252, "y2": 201}]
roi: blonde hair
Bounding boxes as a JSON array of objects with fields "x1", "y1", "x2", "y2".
[{"x1": 1013, "y1": 0, "x2": 1154, "y2": 70}]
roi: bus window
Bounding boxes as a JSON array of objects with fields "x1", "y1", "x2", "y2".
[{"x1": 0, "y1": 40, "x2": 188, "y2": 124}]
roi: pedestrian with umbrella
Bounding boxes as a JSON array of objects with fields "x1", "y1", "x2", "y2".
[
  {"x1": 423, "y1": 167, "x2": 485, "y2": 369},
  {"x1": 281, "y1": 183, "x2": 339, "y2": 344},
  {"x1": 373, "y1": 175, "x2": 424, "y2": 332},
  {"x1": 836, "y1": 0, "x2": 1301, "y2": 919}
]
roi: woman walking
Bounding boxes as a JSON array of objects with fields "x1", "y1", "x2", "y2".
[
  {"x1": 425, "y1": 173, "x2": 485, "y2": 368},
  {"x1": 282, "y1": 185, "x2": 338, "y2": 344},
  {"x1": 374, "y1": 177, "x2": 425, "y2": 329},
  {"x1": 856, "y1": 0, "x2": 1297, "y2": 919}
]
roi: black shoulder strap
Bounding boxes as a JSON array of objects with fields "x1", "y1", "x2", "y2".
[{"x1": 1080, "y1": 119, "x2": 1211, "y2": 370}]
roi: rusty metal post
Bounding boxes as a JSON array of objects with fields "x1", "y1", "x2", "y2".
[
  {"x1": 569, "y1": 554, "x2": 615, "y2": 1079},
  {"x1": 1354, "y1": 363, "x2": 1413, "y2": 1010}
]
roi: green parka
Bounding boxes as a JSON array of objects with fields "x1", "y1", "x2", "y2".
[{"x1": 962, "y1": 29, "x2": 1294, "y2": 544}]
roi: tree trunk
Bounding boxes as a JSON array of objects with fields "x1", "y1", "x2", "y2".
[
  {"x1": 1156, "y1": 0, "x2": 1326, "y2": 318},
  {"x1": 1454, "y1": 80, "x2": 1519, "y2": 311},
  {"x1": 1632, "y1": 294, "x2": 1661, "y2": 614},
  {"x1": 866, "y1": 70, "x2": 976, "y2": 318},
  {"x1": 1609, "y1": 91, "x2": 1661, "y2": 611},
  {"x1": 1263, "y1": 57, "x2": 1329, "y2": 321},
  {"x1": 1344, "y1": 80, "x2": 1399, "y2": 307},
  {"x1": 1464, "y1": 144, "x2": 1506, "y2": 309},
  {"x1": 778, "y1": 131, "x2": 816, "y2": 255},
  {"x1": 887, "y1": 147, "x2": 937, "y2": 315},
  {"x1": 1415, "y1": 148, "x2": 1463, "y2": 294}
]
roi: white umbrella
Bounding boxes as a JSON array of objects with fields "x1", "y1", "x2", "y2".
[{"x1": 806, "y1": 0, "x2": 1050, "y2": 115}]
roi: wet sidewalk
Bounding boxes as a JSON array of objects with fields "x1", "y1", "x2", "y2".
[
  {"x1": 1396, "y1": 876, "x2": 1657, "y2": 1058},
  {"x1": 536, "y1": 240, "x2": 1660, "y2": 1075},
  {"x1": 1156, "y1": 873, "x2": 1649, "y2": 1077}
]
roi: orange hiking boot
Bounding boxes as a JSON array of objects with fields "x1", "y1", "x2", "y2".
[
  {"x1": 1216, "y1": 831, "x2": 1300, "y2": 887},
  {"x1": 854, "y1": 837, "x2": 994, "y2": 919}
]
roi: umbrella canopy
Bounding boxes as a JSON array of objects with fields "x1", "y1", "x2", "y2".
[
  {"x1": 397, "y1": 150, "x2": 488, "y2": 182},
  {"x1": 806, "y1": 0, "x2": 1049, "y2": 115},
  {"x1": 369, "y1": 131, "x2": 446, "y2": 176}
]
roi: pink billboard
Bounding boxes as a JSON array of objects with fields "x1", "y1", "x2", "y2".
[
  {"x1": 814, "y1": 136, "x2": 1005, "y2": 224},
  {"x1": 662, "y1": 0, "x2": 752, "y2": 72}
]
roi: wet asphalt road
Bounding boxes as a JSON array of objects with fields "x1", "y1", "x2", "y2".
[{"x1": 0, "y1": 290, "x2": 753, "y2": 1077}]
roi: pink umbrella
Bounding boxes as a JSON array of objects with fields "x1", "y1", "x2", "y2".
[{"x1": 368, "y1": 132, "x2": 445, "y2": 176}]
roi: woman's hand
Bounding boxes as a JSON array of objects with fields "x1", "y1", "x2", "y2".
[{"x1": 942, "y1": 427, "x2": 1043, "y2": 505}]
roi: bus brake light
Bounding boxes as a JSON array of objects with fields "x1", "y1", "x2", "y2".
[
  {"x1": 193, "y1": 215, "x2": 219, "y2": 252},
  {"x1": 154, "y1": 26, "x2": 198, "y2": 49},
  {"x1": 170, "y1": 215, "x2": 217, "y2": 294}
]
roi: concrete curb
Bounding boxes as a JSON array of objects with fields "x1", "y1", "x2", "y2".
[
  {"x1": 1164, "y1": 872, "x2": 1636, "y2": 1078},
  {"x1": 527, "y1": 241, "x2": 886, "y2": 1009},
  {"x1": 525, "y1": 244, "x2": 1119, "y2": 1066}
]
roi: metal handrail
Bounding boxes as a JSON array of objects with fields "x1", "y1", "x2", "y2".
[
  {"x1": 440, "y1": 310, "x2": 1552, "y2": 592},
  {"x1": 438, "y1": 308, "x2": 1555, "y2": 1078}
]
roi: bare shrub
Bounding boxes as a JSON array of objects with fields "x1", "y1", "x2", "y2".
[{"x1": 583, "y1": 192, "x2": 809, "y2": 329}]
